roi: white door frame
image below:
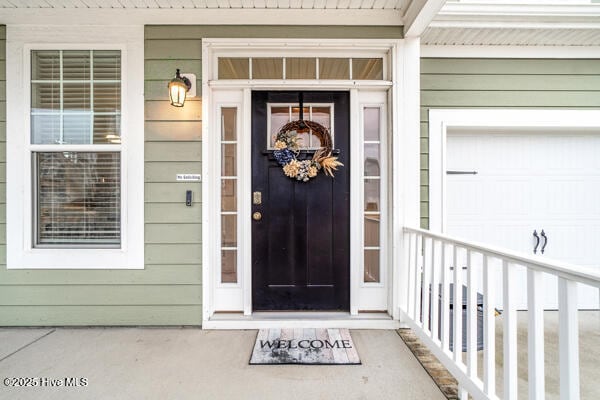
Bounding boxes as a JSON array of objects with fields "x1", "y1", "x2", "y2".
[
  {"x1": 429, "y1": 109, "x2": 600, "y2": 233},
  {"x1": 201, "y1": 38, "x2": 420, "y2": 328}
]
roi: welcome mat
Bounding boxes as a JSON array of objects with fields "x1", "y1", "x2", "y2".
[{"x1": 250, "y1": 328, "x2": 361, "y2": 365}]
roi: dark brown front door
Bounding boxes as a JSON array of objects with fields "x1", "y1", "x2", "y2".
[{"x1": 251, "y1": 91, "x2": 350, "y2": 311}]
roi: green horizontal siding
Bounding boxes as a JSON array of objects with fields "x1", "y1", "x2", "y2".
[
  {"x1": 144, "y1": 25, "x2": 403, "y2": 40},
  {"x1": 0, "y1": 306, "x2": 202, "y2": 326},
  {"x1": 3, "y1": 24, "x2": 402, "y2": 326},
  {"x1": 420, "y1": 57, "x2": 600, "y2": 229},
  {"x1": 1, "y1": 24, "x2": 204, "y2": 326}
]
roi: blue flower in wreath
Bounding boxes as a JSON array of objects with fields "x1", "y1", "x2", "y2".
[{"x1": 273, "y1": 148, "x2": 294, "y2": 166}]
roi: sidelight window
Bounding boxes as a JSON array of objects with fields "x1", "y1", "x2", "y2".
[
  {"x1": 220, "y1": 107, "x2": 239, "y2": 284},
  {"x1": 363, "y1": 107, "x2": 383, "y2": 283}
]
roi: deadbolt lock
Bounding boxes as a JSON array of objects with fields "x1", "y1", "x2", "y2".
[
  {"x1": 252, "y1": 212, "x2": 262, "y2": 221},
  {"x1": 253, "y1": 191, "x2": 262, "y2": 205}
]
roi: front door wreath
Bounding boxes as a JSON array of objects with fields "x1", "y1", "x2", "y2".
[{"x1": 272, "y1": 120, "x2": 343, "y2": 182}]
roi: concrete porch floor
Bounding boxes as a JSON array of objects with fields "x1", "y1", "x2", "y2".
[{"x1": 0, "y1": 328, "x2": 446, "y2": 400}]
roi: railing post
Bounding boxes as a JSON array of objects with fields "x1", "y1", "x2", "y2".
[
  {"x1": 528, "y1": 269, "x2": 545, "y2": 400},
  {"x1": 483, "y1": 255, "x2": 496, "y2": 398},
  {"x1": 559, "y1": 277, "x2": 580, "y2": 400},
  {"x1": 503, "y1": 261, "x2": 518, "y2": 400}
]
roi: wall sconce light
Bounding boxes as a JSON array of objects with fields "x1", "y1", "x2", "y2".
[{"x1": 168, "y1": 69, "x2": 192, "y2": 107}]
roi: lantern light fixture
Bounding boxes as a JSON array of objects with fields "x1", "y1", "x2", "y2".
[{"x1": 168, "y1": 69, "x2": 192, "y2": 107}]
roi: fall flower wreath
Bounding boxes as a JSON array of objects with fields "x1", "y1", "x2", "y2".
[{"x1": 272, "y1": 120, "x2": 343, "y2": 182}]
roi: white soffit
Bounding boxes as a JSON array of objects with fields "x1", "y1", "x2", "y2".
[
  {"x1": 422, "y1": 1, "x2": 600, "y2": 46},
  {"x1": 0, "y1": 0, "x2": 411, "y2": 25},
  {"x1": 0, "y1": 0, "x2": 404, "y2": 9}
]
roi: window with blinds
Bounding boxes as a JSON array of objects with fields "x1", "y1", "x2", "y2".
[{"x1": 30, "y1": 50, "x2": 122, "y2": 247}]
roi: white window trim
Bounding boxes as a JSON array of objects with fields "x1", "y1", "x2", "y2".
[
  {"x1": 428, "y1": 108, "x2": 600, "y2": 234},
  {"x1": 6, "y1": 25, "x2": 144, "y2": 269}
]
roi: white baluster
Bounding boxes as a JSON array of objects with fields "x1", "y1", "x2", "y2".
[
  {"x1": 441, "y1": 241, "x2": 450, "y2": 352},
  {"x1": 483, "y1": 254, "x2": 496, "y2": 397},
  {"x1": 503, "y1": 261, "x2": 518, "y2": 400},
  {"x1": 406, "y1": 233, "x2": 415, "y2": 319},
  {"x1": 414, "y1": 234, "x2": 423, "y2": 326},
  {"x1": 466, "y1": 249, "x2": 477, "y2": 379},
  {"x1": 528, "y1": 269, "x2": 545, "y2": 400},
  {"x1": 422, "y1": 237, "x2": 431, "y2": 334},
  {"x1": 453, "y1": 245, "x2": 463, "y2": 363},
  {"x1": 559, "y1": 277, "x2": 580, "y2": 400},
  {"x1": 431, "y1": 239, "x2": 440, "y2": 342}
]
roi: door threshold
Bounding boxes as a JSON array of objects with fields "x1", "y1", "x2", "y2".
[{"x1": 203, "y1": 311, "x2": 400, "y2": 330}]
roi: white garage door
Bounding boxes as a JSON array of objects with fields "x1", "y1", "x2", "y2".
[{"x1": 446, "y1": 128, "x2": 600, "y2": 310}]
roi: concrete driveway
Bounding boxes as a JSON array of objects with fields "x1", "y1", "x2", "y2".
[{"x1": 0, "y1": 328, "x2": 445, "y2": 400}]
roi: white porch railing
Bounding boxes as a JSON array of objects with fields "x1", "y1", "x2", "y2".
[{"x1": 400, "y1": 227, "x2": 600, "y2": 400}]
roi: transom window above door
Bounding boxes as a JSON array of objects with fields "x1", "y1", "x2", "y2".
[
  {"x1": 267, "y1": 103, "x2": 333, "y2": 150},
  {"x1": 218, "y1": 57, "x2": 385, "y2": 80}
]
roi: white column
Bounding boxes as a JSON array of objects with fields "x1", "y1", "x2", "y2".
[{"x1": 395, "y1": 37, "x2": 421, "y2": 322}]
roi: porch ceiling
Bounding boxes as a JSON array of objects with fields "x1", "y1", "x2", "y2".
[
  {"x1": 0, "y1": 0, "x2": 405, "y2": 9},
  {"x1": 422, "y1": 1, "x2": 600, "y2": 46}
]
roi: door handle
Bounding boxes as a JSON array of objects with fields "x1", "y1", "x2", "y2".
[
  {"x1": 253, "y1": 212, "x2": 262, "y2": 221},
  {"x1": 541, "y1": 230, "x2": 548, "y2": 254},
  {"x1": 533, "y1": 230, "x2": 540, "y2": 254}
]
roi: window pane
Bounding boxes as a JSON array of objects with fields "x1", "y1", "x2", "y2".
[
  {"x1": 93, "y1": 115, "x2": 121, "y2": 144},
  {"x1": 218, "y1": 58, "x2": 249, "y2": 79},
  {"x1": 364, "y1": 143, "x2": 380, "y2": 176},
  {"x1": 252, "y1": 58, "x2": 283, "y2": 79},
  {"x1": 311, "y1": 106, "x2": 331, "y2": 130},
  {"x1": 63, "y1": 114, "x2": 91, "y2": 144},
  {"x1": 31, "y1": 82, "x2": 60, "y2": 112},
  {"x1": 364, "y1": 249, "x2": 380, "y2": 283},
  {"x1": 291, "y1": 106, "x2": 310, "y2": 149},
  {"x1": 270, "y1": 106, "x2": 290, "y2": 146},
  {"x1": 221, "y1": 250, "x2": 237, "y2": 283},
  {"x1": 352, "y1": 58, "x2": 383, "y2": 80},
  {"x1": 31, "y1": 115, "x2": 60, "y2": 144},
  {"x1": 221, "y1": 108, "x2": 237, "y2": 141},
  {"x1": 311, "y1": 106, "x2": 332, "y2": 148},
  {"x1": 31, "y1": 50, "x2": 60, "y2": 81},
  {"x1": 221, "y1": 214, "x2": 237, "y2": 247},
  {"x1": 364, "y1": 179, "x2": 380, "y2": 211},
  {"x1": 93, "y1": 82, "x2": 120, "y2": 113},
  {"x1": 93, "y1": 51, "x2": 121, "y2": 81},
  {"x1": 286, "y1": 58, "x2": 316, "y2": 79},
  {"x1": 221, "y1": 144, "x2": 236, "y2": 176},
  {"x1": 63, "y1": 83, "x2": 90, "y2": 111},
  {"x1": 36, "y1": 152, "x2": 121, "y2": 246},
  {"x1": 318, "y1": 58, "x2": 350, "y2": 79},
  {"x1": 364, "y1": 107, "x2": 380, "y2": 141},
  {"x1": 31, "y1": 50, "x2": 121, "y2": 146},
  {"x1": 63, "y1": 51, "x2": 90, "y2": 81},
  {"x1": 221, "y1": 179, "x2": 237, "y2": 212},
  {"x1": 364, "y1": 215, "x2": 380, "y2": 247}
]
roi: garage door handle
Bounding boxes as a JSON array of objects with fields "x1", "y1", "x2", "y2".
[
  {"x1": 541, "y1": 230, "x2": 548, "y2": 254},
  {"x1": 533, "y1": 230, "x2": 540, "y2": 254}
]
